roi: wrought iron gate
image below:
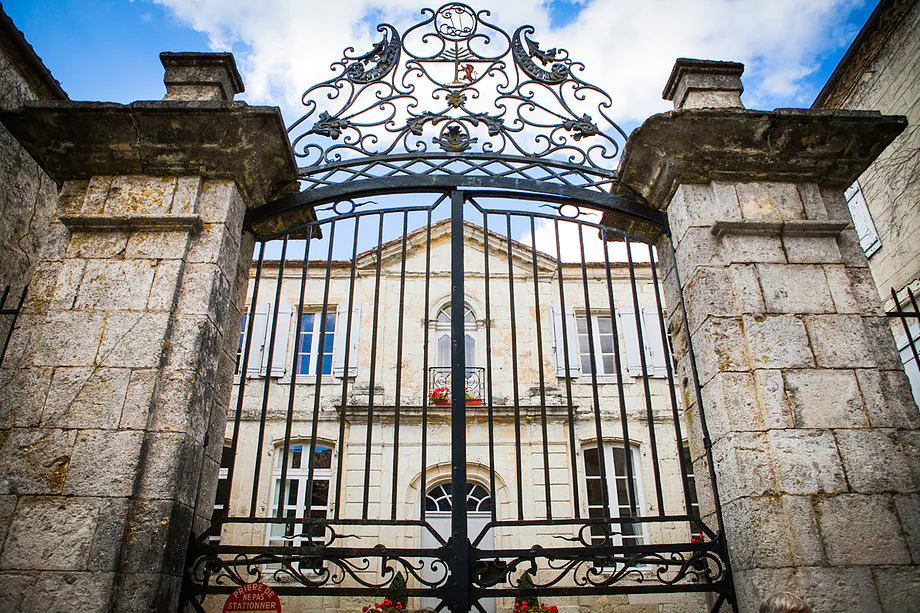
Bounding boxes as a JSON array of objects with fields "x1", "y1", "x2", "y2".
[{"x1": 185, "y1": 4, "x2": 735, "y2": 611}]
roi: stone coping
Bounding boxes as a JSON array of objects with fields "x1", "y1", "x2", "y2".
[
  {"x1": 60, "y1": 213, "x2": 203, "y2": 233},
  {"x1": 711, "y1": 220, "x2": 850, "y2": 238},
  {"x1": 615, "y1": 107, "x2": 907, "y2": 210},
  {"x1": 0, "y1": 100, "x2": 298, "y2": 207}
]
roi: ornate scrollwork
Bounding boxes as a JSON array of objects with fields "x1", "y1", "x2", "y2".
[
  {"x1": 289, "y1": 2, "x2": 628, "y2": 173},
  {"x1": 344, "y1": 24, "x2": 401, "y2": 84},
  {"x1": 511, "y1": 26, "x2": 570, "y2": 84},
  {"x1": 470, "y1": 544, "x2": 728, "y2": 591},
  {"x1": 188, "y1": 548, "x2": 449, "y2": 593}
]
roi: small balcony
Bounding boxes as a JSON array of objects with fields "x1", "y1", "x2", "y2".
[{"x1": 428, "y1": 367, "x2": 486, "y2": 403}]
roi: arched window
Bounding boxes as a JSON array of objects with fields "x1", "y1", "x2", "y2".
[
  {"x1": 434, "y1": 302, "x2": 478, "y2": 367},
  {"x1": 425, "y1": 483, "x2": 493, "y2": 513}
]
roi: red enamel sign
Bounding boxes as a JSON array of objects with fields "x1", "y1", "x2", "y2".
[{"x1": 222, "y1": 582, "x2": 282, "y2": 612}]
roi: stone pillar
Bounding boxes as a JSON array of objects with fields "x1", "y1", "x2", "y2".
[
  {"x1": 0, "y1": 54, "x2": 296, "y2": 611},
  {"x1": 618, "y1": 59, "x2": 920, "y2": 611}
]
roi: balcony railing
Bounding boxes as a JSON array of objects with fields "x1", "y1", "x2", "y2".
[{"x1": 428, "y1": 367, "x2": 485, "y2": 401}]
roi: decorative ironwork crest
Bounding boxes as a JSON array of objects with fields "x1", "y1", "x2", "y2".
[{"x1": 288, "y1": 3, "x2": 627, "y2": 172}]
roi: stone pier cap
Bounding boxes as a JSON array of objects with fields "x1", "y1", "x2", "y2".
[
  {"x1": 0, "y1": 99, "x2": 298, "y2": 207},
  {"x1": 615, "y1": 107, "x2": 906, "y2": 212}
]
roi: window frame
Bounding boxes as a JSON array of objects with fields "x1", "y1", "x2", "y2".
[
  {"x1": 574, "y1": 313, "x2": 618, "y2": 379},
  {"x1": 295, "y1": 311, "x2": 337, "y2": 378},
  {"x1": 266, "y1": 442, "x2": 335, "y2": 549},
  {"x1": 581, "y1": 442, "x2": 646, "y2": 550}
]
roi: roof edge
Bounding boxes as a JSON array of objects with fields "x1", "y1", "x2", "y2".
[
  {"x1": 0, "y1": 4, "x2": 67, "y2": 101},
  {"x1": 812, "y1": 0, "x2": 898, "y2": 109}
]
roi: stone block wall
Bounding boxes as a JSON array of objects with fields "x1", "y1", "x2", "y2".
[
  {"x1": 0, "y1": 174, "x2": 252, "y2": 611},
  {"x1": 660, "y1": 179, "x2": 920, "y2": 611}
]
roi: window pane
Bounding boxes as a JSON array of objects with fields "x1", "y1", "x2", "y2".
[
  {"x1": 584, "y1": 448, "x2": 600, "y2": 476},
  {"x1": 299, "y1": 354, "x2": 311, "y2": 375},
  {"x1": 314, "y1": 447, "x2": 332, "y2": 469},
  {"x1": 586, "y1": 479, "x2": 604, "y2": 504},
  {"x1": 287, "y1": 479, "x2": 299, "y2": 505},
  {"x1": 321, "y1": 354, "x2": 333, "y2": 374},
  {"x1": 577, "y1": 316, "x2": 588, "y2": 334},
  {"x1": 289, "y1": 446, "x2": 302, "y2": 469},
  {"x1": 311, "y1": 481, "x2": 329, "y2": 506},
  {"x1": 599, "y1": 334, "x2": 614, "y2": 354},
  {"x1": 602, "y1": 355, "x2": 614, "y2": 373},
  {"x1": 597, "y1": 317, "x2": 613, "y2": 334}
]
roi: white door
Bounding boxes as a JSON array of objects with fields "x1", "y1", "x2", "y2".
[{"x1": 420, "y1": 483, "x2": 495, "y2": 613}]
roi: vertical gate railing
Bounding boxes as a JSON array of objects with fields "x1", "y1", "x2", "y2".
[
  {"x1": 185, "y1": 186, "x2": 735, "y2": 612},
  {"x1": 889, "y1": 286, "x2": 920, "y2": 407},
  {"x1": 0, "y1": 284, "x2": 27, "y2": 365}
]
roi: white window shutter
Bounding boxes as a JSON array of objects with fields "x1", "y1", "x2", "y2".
[
  {"x1": 552, "y1": 307, "x2": 566, "y2": 376},
  {"x1": 845, "y1": 182, "x2": 881, "y2": 257},
  {"x1": 267, "y1": 304, "x2": 292, "y2": 377},
  {"x1": 642, "y1": 308, "x2": 667, "y2": 377},
  {"x1": 551, "y1": 307, "x2": 580, "y2": 378},
  {"x1": 334, "y1": 304, "x2": 361, "y2": 378},
  {"x1": 247, "y1": 306, "x2": 269, "y2": 377},
  {"x1": 564, "y1": 311, "x2": 580, "y2": 377},
  {"x1": 620, "y1": 310, "x2": 643, "y2": 376}
]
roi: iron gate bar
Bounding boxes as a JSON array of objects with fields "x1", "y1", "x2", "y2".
[
  {"x1": 295, "y1": 153, "x2": 621, "y2": 188},
  {"x1": 529, "y1": 215, "x2": 553, "y2": 521},
  {"x1": 626, "y1": 236, "x2": 666, "y2": 514},
  {"x1": 577, "y1": 219, "x2": 613, "y2": 516},
  {"x1": 554, "y1": 216, "x2": 581, "y2": 518},
  {"x1": 251, "y1": 235, "x2": 289, "y2": 517},
  {"x1": 649, "y1": 242, "x2": 699, "y2": 528},
  {"x1": 600, "y1": 226, "x2": 638, "y2": 517},
  {"x1": 0, "y1": 284, "x2": 27, "y2": 365},
  {"x1": 450, "y1": 188, "x2": 470, "y2": 613},
  {"x1": 505, "y1": 212, "x2": 525, "y2": 521},
  {"x1": 245, "y1": 174, "x2": 664, "y2": 239},
  {"x1": 392, "y1": 211, "x2": 410, "y2": 520},
  {"x1": 889, "y1": 287, "x2": 920, "y2": 374},
  {"x1": 335, "y1": 213, "x2": 362, "y2": 518}
]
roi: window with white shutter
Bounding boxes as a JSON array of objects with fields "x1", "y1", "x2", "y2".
[{"x1": 845, "y1": 182, "x2": 881, "y2": 258}]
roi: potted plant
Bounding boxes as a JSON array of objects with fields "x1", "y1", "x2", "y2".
[
  {"x1": 361, "y1": 598, "x2": 404, "y2": 612},
  {"x1": 429, "y1": 387, "x2": 450, "y2": 406},
  {"x1": 465, "y1": 389, "x2": 482, "y2": 406}
]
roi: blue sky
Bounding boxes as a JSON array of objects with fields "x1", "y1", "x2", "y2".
[{"x1": 5, "y1": 0, "x2": 876, "y2": 125}]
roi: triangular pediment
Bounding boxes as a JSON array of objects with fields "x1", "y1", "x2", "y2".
[{"x1": 354, "y1": 218, "x2": 559, "y2": 275}]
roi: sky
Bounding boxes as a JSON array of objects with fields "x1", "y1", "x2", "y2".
[
  {"x1": 4, "y1": 0, "x2": 878, "y2": 261},
  {"x1": 6, "y1": 0, "x2": 875, "y2": 125}
]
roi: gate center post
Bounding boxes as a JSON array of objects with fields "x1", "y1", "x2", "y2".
[{"x1": 450, "y1": 188, "x2": 471, "y2": 612}]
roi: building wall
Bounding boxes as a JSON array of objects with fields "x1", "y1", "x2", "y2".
[{"x1": 819, "y1": 0, "x2": 920, "y2": 309}]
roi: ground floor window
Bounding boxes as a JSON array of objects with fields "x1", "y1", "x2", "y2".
[
  {"x1": 267, "y1": 443, "x2": 334, "y2": 547},
  {"x1": 584, "y1": 444, "x2": 644, "y2": 547}
]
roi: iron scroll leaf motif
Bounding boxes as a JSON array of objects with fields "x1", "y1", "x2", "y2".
[{"x1": 288, "y1": 2, "x2": 628, "y2": 172}]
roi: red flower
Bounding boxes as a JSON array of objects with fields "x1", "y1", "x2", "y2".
[{"x1": 363, "y1": 607, "x2": 369, "y2": 612}]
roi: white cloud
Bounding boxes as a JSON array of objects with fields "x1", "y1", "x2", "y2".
[
  {"x1": 520, "y1": 212, "x2": 652, "y2": 263},
  {"x1": 152, "y1": 0, "x2": 865, "y2": 125}
]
